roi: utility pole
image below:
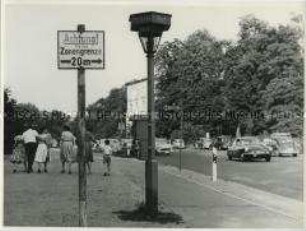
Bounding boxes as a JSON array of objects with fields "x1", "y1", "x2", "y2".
[
  {"x1": 58, "y1": 24, "x2": 105, "y2": 227},
  {"x1": 77, "y1": 24, "x2": 87, "y2": 227}
]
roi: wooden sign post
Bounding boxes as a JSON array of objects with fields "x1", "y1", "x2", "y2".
[{"x1": 57, "y1": 24, "x2": 105, "y2": 227}]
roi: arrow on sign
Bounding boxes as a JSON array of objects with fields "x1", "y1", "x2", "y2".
[
  {"x1": 60, "y1": 60, "x2": 71, "y2": 64},
  {"x1": 91, "y1": 58, "x2": 102, "y2": 64}
]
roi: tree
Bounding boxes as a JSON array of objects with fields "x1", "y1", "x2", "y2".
[
  {"x1": 155, "y1": 15, "x2": 303, "y2": 138},
  {"x1": 224, "y1": 15, "x2": 303, "y2": 136},
  {"x1": 87, "y1": 87, "x2": 126, "y2": 138},
  {"x1": 4, "y1": 88, "x2": 16, "y2": 154},
  {"x1": 155, "y1": 30, "x2": 227, "y2": 138}
]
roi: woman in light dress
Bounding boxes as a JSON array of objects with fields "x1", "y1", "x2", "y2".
[
  {"x1": 60, "y1": 125, "x2": 76, "y2": 174},
  {"x1": 34, "y1": 128, "x2": 50, "y2": 173}
]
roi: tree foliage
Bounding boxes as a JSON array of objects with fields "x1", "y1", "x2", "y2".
[
  {"x1": 87, "y1": 87, "x2": 126, "y2": 138},
  {"x1": 4, "y1": 87, "x2": 71, "y2": 154},
  {"x1": 155, "y1": 15, "x2": 303, "y2": 139}
]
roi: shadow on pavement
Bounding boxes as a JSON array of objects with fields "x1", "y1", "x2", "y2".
[{"x1": 113, "y1": 203, "x2": 184, "y2": 224}]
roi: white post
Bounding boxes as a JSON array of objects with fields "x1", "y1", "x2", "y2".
[{"x1": 212, "y1": 146, "x2": 217, "y2": 182}]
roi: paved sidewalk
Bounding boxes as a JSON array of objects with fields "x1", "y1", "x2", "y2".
[
  {"x1": 4, "y1": 154, "x2": 304, "y2": 228},
  {"x1": 108, "y1": 157, "x2": 303, "y2": 228}
]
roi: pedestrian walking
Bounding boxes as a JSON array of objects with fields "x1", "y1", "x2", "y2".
[
  {"x1": 102, "y1": 139, "x2": 112, "y2": 176},
  {"x1": 22, "y1": 123, "x2": 38, "y2": 173},
  {"x1": 10, "y1": 135, "x2": 27, "y2": 173},
  {"x1": 211, "y1": 138, "x2": 222, "y2": 182},
  {"x1": 84, "y1": 129, "x2": 94, "y2": 174},
  {"x1": 34, "y1": 128, "x2": 51, "y2": 173},
  {"x1": 132, "y1": 139, "x2": 140, "y2": 159},
  {"x1": 43, "y1": 129, "x2": 53, "y2": 172},
  {"x1": 60, "y1": 125, "x2": 76, "y2": 174}
]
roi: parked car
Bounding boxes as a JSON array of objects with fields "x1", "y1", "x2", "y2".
[
  {"x1": 97, "y1": 139, "x2": 106, "y2": 150},
  {"x1": 121, "y1": 139, "x2": 132, "y2": 149},
  {"x1": 155, "y1": 138, "x2": 173, "y2": 155},
  {"x1": 271, "y1": 133, "x2": 298, "y2": 157},
  {"x1": 262, "y1": 138, "x2": 279, "y2": 156},
  {"x1": 108, "y1": 139, "x2": 122, "y2": 153},
  {"x1": 217, "y1": 135, "x2": 232, "y2": 150},
  {"x1": 120, "y1": 138, "x2": 133, "y2": 157},
  {"x1": 172, "y1": 139, "x2": 186, "y2": 149},
  {"x1": 51, "y1": 138, "x2": 58, "y2": 148},
  {"x1": 227, "y1": 136, "x2": 271, "y2": 162},
  {"x1": 195, "y1": 137, "x2": 213, "y2": 149}
]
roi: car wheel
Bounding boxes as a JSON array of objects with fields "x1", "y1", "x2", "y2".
[
  {"x1": 292, "y1": 153, "x2": 297, "y2": 157},
  {"x1": 241, "y1": 156, "x2": 248, "y2": 162},
  {"x1": 228, "y1": 155, "x2": 232, "y2": 161},
  {"x1": 265, "y1": 156, "x2": 271, "y2": 162}
]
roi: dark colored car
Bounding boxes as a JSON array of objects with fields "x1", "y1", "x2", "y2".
[
  {"x1": 227, "y1": 136, "x2": 271, "y2": 162},
  {"x1": 217, "y1": 135, "x2": 232, "y2": 150}
]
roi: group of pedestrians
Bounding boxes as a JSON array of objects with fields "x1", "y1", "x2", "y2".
[
  {"x1": 12, "y1": 124, "x2": 52, "y2": 173},
  {"x1": 10, "y1": 123, "x2": 113, "y2": 176}
]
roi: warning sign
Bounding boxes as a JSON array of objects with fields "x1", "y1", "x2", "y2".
[{"x1": 57, "y1": 30, "x2": 105, "y2": 69}]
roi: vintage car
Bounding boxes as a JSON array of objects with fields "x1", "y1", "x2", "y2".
[
  {"x1": 227, "y1": 136, "x2": 272, "y2": 162},
  {"x1": 262, "y1": 138, "x2": 279, "y2": 156},
  {"x1": 155, "y1": 138, "x2": 173, "y2": 155},
  {"x1": 271, "y1": 133, "x2": 298, "y2": 157},
  {"x1": 172, "y1": 139, "x2": 186, "y2": 149},
  {"x1": 194, "y1": 137, "x2": 213, "y2": 149},
  {"x1": 121, "y1": 138, "x2": 133, "y2": 149},
  {"x1": 217, "y1": 135, "x2": 232, "y2": 150},
  {"x1": 108, "y1": 139, "x2": 122, "y2": 153}
]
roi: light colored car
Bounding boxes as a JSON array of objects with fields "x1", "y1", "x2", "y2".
[
  {"x1": 51, "y1": 138, "x2": 58, "y2": 148},
  {"x1": 97, "y1": 139, "x2": 106, "y2": 150},
  {"x1": 108, "y1": 139, "x2": 122, "y2": 153},
  {"x1": 195, "y1": 137, "x2": 213, "y2": 149},
  {"x1": 262, "y1": 138, "x2": 279, "y2": 156},
  {"x1": 172, "y1": 139, "x2": 186, "y2": 149},
  {"x1": 271, "y1": 133, "x2": 297, "y2": 157},
  {"x1": 227, "y1": 136, "x2": 271, "y2": 162},
  {"x1": 155, "y1": 138, "x2": 173, "y2": 155},
  {"x1": 121, "y1": 139, "x2": 132, "y2": 149}
]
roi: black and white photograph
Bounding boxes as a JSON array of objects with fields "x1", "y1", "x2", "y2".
[{"x1": 1, "y1": 0, "x2": 305, "y2": 228}]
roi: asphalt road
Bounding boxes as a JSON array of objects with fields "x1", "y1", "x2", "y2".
[{"x1": 156, "y1": 148, "x2": 303, "y2": 200}]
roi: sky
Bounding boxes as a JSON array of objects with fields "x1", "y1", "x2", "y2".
[{"x1": 3, "y1": 0, "x2": 305, "y2": 115}]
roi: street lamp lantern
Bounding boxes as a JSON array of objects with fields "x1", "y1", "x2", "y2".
[
  {"x1": 129, "y1": 11, "x2": 171, "y2": 217},
  {"x1": 129, "y1": 11, "x2": 171, "y2": 53}
]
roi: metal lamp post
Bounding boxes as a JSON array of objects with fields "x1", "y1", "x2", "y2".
[{"x1": 129, "y1": 11, "x2": 171, "y2": 216}]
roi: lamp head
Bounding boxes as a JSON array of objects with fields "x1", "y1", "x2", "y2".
[{"x1": 129, "y1": 11, "x2": 172, "y2": 53}]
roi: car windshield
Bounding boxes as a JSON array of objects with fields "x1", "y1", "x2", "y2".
[
  {"x1": 237, "y1": 138, "x2": 259, "y2": 145},
  {"x1": 156, "y1": 139, "x2": 168, "y2": 144},
  {"x1": 122, "y1": 139, "x2": 132, "y2": 145},
  {"x1": 277, "y1": 138, "x2": 294, "y2": 147},
  {"x1": 201, "y1": 138, "x2": 212, "y2": 142}
]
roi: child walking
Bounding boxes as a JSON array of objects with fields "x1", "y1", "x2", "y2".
[
  {"x1": 11, "y1": 135, "x2": 27, "y2": 173},
  {"x1": 102, "y1": 139, "x2": 112, "y2": 176}
]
